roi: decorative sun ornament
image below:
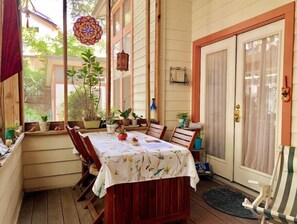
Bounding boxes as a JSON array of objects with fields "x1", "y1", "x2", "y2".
[{"x1": 73, "y1": 16, "x2": 103, "y2": 45}]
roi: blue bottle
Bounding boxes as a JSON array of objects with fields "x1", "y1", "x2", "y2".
[{"x1": 150, "y1": 98, "x2": 157, "y2": 120}]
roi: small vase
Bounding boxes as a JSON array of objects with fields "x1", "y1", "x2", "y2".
[
  {"x1": 39, "y1": 121, "x2": 50, "y2": 131},
  {"x1": 5, "y1": 130, "x2": 15, "y2": 140},
  {"x1": 194, "y1": 138, "x2": 202, "y2": 150},
  {"x1": 132, "y1": 119, "x2": 138, "y2": 126},
  {"x1": 106, "y1": 124, "x2": 117, "y2": 134}
]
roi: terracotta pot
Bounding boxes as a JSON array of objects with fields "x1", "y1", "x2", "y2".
[
  {"x1": 118, "y1": 133, "x2": 127, "y2": 140},
  {"x1": 122, "y1": 118, "x2": 130, "y2": 126}
]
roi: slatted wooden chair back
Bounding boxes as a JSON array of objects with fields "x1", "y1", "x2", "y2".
[
  {"x1": 145, "y1": 123, "x2": 167, "y2": 140},
  {"x1": 169, "y1": 128, "x2": 198, "y2": 150},
  {"x1": 78, "y1": 132, "x2": 102, "y2": 170},
  {"x1": 66, "y1": 125, "x2": 91, "y2": 164}
]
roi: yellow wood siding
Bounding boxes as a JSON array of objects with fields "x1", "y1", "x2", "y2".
[
  {"x1": 133, "y1": 0, "x2": 156, "y2": 118},
  {"x1": 0, "y1": 139, "x2": 23, "y2": 224},
  {"x1": 133, "y1": 0, "x2": 146, "y2": 116},
  {"x1": 192, "y1": 0, "x2": 295, "y2": 145},
  {"x1": 22, "y1": 134, "x2": 81, "y2": 192},
  {"x1": 161, "y1": 0, "x2": 193, "y2": 139}
]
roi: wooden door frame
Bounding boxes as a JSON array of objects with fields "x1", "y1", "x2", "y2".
[{"x1": 192, "y1": 2, "x2": 295, "y2": 145}]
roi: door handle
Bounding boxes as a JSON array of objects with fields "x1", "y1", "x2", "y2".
[{"x1": 234, "y1": 104, "x2": 240, "y2": 123}]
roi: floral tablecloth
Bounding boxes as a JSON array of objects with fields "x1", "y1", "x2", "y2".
[{"x1": 87, "y1": 131, "x2": 199, "y2": 198}]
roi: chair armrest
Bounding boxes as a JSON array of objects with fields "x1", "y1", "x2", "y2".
[{"x1": 248, "y1": 180, "x2": 270, "y2": 206}]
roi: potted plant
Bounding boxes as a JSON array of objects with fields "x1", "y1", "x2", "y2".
[
  {"x1": 131, "y1": 112, "x2": 142, "y2": 126},
  {"x1": 5, "y1": 122, "x2": 20, "y2": 140},
  {"x1": 176, "y1": 112, "x2": 188, "y2": 128},
  {"x1": 194, "y1": 132, "x2": 204, "y2": 150},
  {"x1": 39, "y1": 114, "x2": 50, "y2": 131},
  {"x1": 106, "y1": 112, "x2": 118, "y2": 134},
  {"x1": 118, "y1": 127, "x2": 127, "y2": 140},
  {"x1": 118, "y1": 108, "x2": 132, "y2": 126},
  {"x1": 67, "y1": 49, "x2": 104, "y2": 129}
]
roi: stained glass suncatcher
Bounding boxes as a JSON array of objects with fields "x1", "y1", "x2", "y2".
[{"x1": 73, "y1": 16, "x2": 103, "y2": 45}]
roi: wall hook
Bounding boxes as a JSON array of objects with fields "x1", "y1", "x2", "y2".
[{"x1": 281, "y1": 76, "x2": 290, "y2": 102}]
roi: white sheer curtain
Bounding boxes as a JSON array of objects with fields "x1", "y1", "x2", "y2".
[
  {"x1": 242, "y1": 35, "x2": 279, "y2": 174},
  {"x1": 205, "y1": 50, "x2": 227, "y2": 159}
]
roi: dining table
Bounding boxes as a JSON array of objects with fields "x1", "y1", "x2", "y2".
[{"x1": 86, "y1": 131, "x2": 199, "y2": 224}]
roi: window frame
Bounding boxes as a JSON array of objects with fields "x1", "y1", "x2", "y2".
[{"x1": 111, "y1": 0, "x2": 133, "y2": 111}]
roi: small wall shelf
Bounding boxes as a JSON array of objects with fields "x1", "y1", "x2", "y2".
[{"x1": 170, "y1": 67, "x2": 189, "y2": 85}]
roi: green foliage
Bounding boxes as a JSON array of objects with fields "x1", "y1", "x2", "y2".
[
  {"x1": 40, "y1": 115, "x2": 48, "y2": 122},
  {"x1": 67, "y1": 0, "x2": 97, "y2": 21},
  {"x1": 132, "y1": 112, "x2": 142, "y2": 119},
  {"x1": 22, "y1": 5, "x2": 106, "y2": 122},
  {"x1": 22, "y1": 28, "x2": 93, "y2": 58},
  {"x1": 68, "y1": 87, "x2": 85, "y2": 120},
  {"x1": 106, "y1": 112, "x2": 118, "y2": 125},
  {"x1": 24, "y1": 104, "x2": 42, "y2": 121},
  {"x1": 176, "y1": 112, "x2": 188, "y2": 119},
  {"x1": 118, "y1": 108, "x2": 132, "y2": 119},
  {"x1": 67, "y1": 49, "x2": 104, "y2": 120},
  {"x1": 5, "y1": 122, "x2": 20, "y2": 131},
  {"x1": 197, "y1": 132, "x2": 205, "y2": 139},
  {"x1": 23, "y1": 59, "x2": 46, "y2": 97}
]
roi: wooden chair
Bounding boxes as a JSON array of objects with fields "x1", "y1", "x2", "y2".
[
  {"x1": 145, "y1": 123, "x2": 167, "y2": 140},
  {"x1": 66, "y1": 125, "x2": 94, "y2": 201},
  {"x1": 242, "y1": 146, "x2": 297, "y2": 224},
  {"x1": 79, "y1": 132, "x2": 104, "y2": 224},
  {"x1": 169, "y1": 127, "x2": 198, "y2": 150}
]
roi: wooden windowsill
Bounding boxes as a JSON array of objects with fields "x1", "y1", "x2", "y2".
[
  {"x1": 0, "y1": 133, "x2": 24, "y2": 167},
  {"x1": 24, "y1": 126, "x2": 148, "y2": 136}
]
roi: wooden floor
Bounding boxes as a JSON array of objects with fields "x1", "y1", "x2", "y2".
[{"x1": 17, "y1": 179, "x2": 260, "y2": 224}]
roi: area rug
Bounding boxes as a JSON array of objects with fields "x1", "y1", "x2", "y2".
[{"x1": 203, "y1": 187, "x2": 257, "y2": 220}]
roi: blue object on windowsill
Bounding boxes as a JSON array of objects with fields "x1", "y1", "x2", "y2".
[{"x1": 194, "y1": 138, "x2": 202, "y2": 150}]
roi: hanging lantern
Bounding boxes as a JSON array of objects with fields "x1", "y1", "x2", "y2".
[{"x1": 116, "y1": 50, "x2": 129, "y2": 71}]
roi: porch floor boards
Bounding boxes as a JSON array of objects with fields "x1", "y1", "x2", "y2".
[{"x1": 17, "y1": 179, "x2": 259, "y2": 224}]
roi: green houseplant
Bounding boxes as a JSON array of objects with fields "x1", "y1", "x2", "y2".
[
  {"x1": 131, "y1": 112, "x2": 142, "y2": 126},
  {"x1": 176, "y1": 112, "x2": 188, "y2": 128},
  {"x1": 5, "y1": 122, "x2": 20, "y2": 140},
  {"x1": 106, "y1": 112, "x2": 118, "y2": 134},
  {"x1": 194, "y1": 132, "x2": 204, "y2": 150},
  {"x1": 39, "y1": 114, "x2": 50, "y2": 131},
  {"x1": 118, "y1": 108, "x2": 132, "y2": 126},
  {"x1": 67, "y1": 49, "x2": 104, "y2": 128}
]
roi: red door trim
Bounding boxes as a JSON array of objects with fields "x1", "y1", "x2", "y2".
[{"x1": 192, "y1": 2, "x2": 295, "y2": 145}]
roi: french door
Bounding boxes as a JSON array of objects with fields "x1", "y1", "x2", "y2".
[
  {"x1": 200, "y1": 36, "x2": 236, "y2": 181},
  {"x1": 200, "y1": 20, "x2": 284, "y2": 188},
  {"x1": 234, "y1": 20, "x2": 284, "y2": 189}
]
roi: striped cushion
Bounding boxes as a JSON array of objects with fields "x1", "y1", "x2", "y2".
[{"x1": 249, "y1": 146, "x2": 297, "y2": 223}]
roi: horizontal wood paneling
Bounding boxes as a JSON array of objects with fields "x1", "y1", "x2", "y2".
[
  {"x1": 160, "y1": 0, "x2": 193, "y2": 138},
  {"x1": 166, "y1": 30, "x2": 192, "y2": 42},
  {"x1": 24, "y1": 160, "x2": 81, "y2": 179},
  {"x1": 22, "y1": 134, "x2": 73, "y2": 151},
  {"x1": 192, "y1": 0, "x2": 293, "y2": 40},
  {"x1": 0, "y1": 142, "x2": 23, "y2": 224},
  {"x1": 24, "y1": 174, "x2": 82, "y2": 192},
  {"x1": 23, "y1": 135, "x2": 81, "y2": 191},
  {"x1": 23, "y1": 148, "x2": 79, "y2": 164},
  {"x1": 166, "y1": 40, "x2": 192, "y2": 51}
]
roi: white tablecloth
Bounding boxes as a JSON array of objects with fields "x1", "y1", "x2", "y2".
[{"x1": 87, "y1": 131, "x2": 199, "y2": 198}]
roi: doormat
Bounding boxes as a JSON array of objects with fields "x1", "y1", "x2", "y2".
[{"x1": 203, "y1": 187, "x2": 257, "y2": 220}]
